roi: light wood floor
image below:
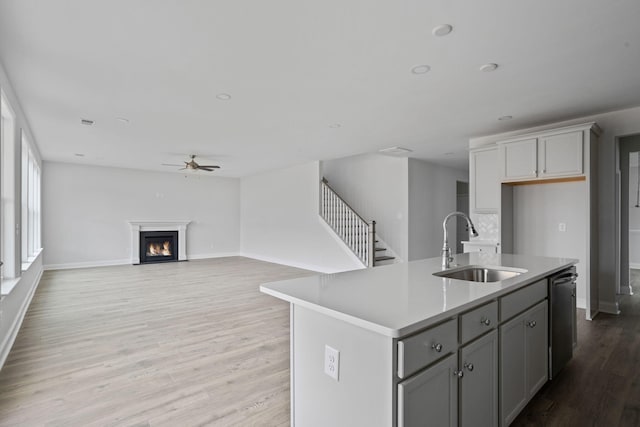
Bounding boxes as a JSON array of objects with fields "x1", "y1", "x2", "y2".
[
  {"x1": 0, "y1": 257, "x2": 316, "y2": 427},
  {"x1": 4, "y1": 260, "x2": 640, "y2": 426}
]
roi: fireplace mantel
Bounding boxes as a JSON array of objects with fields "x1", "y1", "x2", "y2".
[{"x1": 128, "y1": 220, "x2": 191, "y2": 264}]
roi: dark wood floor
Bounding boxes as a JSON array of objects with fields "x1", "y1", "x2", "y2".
[{"x1": 513, "y1": 270, "x2": 640, "y2": 427}]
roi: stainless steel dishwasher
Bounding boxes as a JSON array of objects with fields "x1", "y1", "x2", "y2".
[{"x1": 549, "y1": 266, "x2": 578, "y2": 379}]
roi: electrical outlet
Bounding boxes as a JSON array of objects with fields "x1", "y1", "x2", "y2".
[
  {"x1": 324, "y1": 345, "x2": 340, "y2": 381},
  {"x1": 559, "y1": 222, "x2": 567, "y2": 232}
]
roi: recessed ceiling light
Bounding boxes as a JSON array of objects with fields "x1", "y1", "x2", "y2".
[
  {"x1": 328, "y1": 123, "x2": 341, "y2": 128},
  {"x1": 379, "y1": 146, "x2": 413, "y2": 156},
  {"x1": 498, "y1": 115, "x2": 513, "y2": 121},
  {"x1": 432, "y1": 24, "x2": 453, "y2": 37},
  {"x1": 80, "y1": 119, "x2": 94, "y2": 126},
  {"x1": 444, "y1": 152, "x2": 454, "y2": 156},
  {"x1": 480, "y1": 63, "x2": 499, "y2": 72},
  {"x1": 116, "y1": 117, "x2": 130, "y2": 124},
  {"x1": 74, "y1": 153, "x2": 85, "y2": 157},
  {"x1": 411, "y1": 65, "x2": 431, "y2": 74},
  {"x1": 216, "y1": 93, "x2": 231, "y2": 100}
]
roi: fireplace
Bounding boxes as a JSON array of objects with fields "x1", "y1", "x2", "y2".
[
  {"x1": 128, "y1": 220, "x2": 190, "y2": 264},
  {"x1": 140, "y1": 231, "x2": 178, "y2": 264}
]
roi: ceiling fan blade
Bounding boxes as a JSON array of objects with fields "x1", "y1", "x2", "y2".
[
  {"x1": 161, "y1": 163, "x2": 184, "y2": 167},
  {"x1": 198, "y1": 167, "x2": 216, "y2": 171},
  {"x1": 179, "y1": 167, "x2": 187, "y2": 171},
  {"x1": 197, "y1": 165, "x2": 220, "y2": 168}
]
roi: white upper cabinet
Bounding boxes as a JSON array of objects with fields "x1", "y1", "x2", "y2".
[
  {"x1": 470, "y1": 147, "x2": 500, "y2": 212},
  {"x1": 501, "y1": 138, "x2": 538, "y2": 181},
  {"x1": 538, "y1": 131, "x2": 583, "y2": 178},
  {"x1": 499, "y1": 130, "x2": 584, "y2": 182}
]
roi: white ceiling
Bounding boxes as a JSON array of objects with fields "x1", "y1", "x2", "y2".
[{"x1": 0, "y1": 0, "x2": 639, "y2": 177}]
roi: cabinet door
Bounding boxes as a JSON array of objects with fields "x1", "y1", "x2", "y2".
[
  {"x1": 500, "y1": 300, "x2": 550, "y2": 425},
  {"x1": 500, "y1": 138, "x2": 538, "y2": 181},
  {"x1": 525, "y1": 300, "x2": 548, "y2": 397},
  {"x1": 398, "y1": 353, "x2": 458, "y2": 427},
  {"x1": 470, "y1": 148, "x2": 500, "y2": 212},
  {"x1": 499, "y1": 313, "x2": 527, "y2": 426},
  {"x1": 538, "y1": 131, "x2": 583, "y2": 178},
  {"x1": 460, "y1": 330, "x2": 498, "y2": 427}
]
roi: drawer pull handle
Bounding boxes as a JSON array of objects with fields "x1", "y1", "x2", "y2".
[
  {"x1": 464, "y1": 362, "x2": 474, "y2": 372},
  {"x1": 453, "y1": 370, "x2": 464, "y2": 378},
  {"x1": 432, "y1": 343, "x2": 443, "y2": 352},
  {"x1": 480, "y1": 317, "x2": 491, "y2": 326},
  {"x1": 527, "y1": 320, "x2": 537, "y2": 328}
]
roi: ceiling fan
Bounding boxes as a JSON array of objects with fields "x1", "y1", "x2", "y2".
[{"x1": 162, "y1": 155, "x2": 221, "y2": 172}]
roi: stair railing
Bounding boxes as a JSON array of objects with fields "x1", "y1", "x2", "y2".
[{"x1": 320, "y1": 178, "x2": 376, "y2": 267}]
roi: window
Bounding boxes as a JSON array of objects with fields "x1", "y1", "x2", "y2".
[
  {"x1": 1, "y1": 91, "x2": 17, "y2": 279},
  {"x1": 21, "y1": 132, "x2": 41, "y2": 264}
]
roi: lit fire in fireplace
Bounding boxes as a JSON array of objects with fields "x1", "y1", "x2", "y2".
[{"x1": 147, "y1": 241, "x2": 172, "y2": 256}]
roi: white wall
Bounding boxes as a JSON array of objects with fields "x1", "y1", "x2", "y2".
[
  {"x1": 321, "y1": 154, "x2": 409, "y2": 261},
  {"x1": 512, "y1": 181, "x2": 588, "y2": 307},
  {"x1": 42, "y1": 162, "x2": 241, "y2": 268},
  {"x1": 408, "y1": 158, "x2": 468, "y2": 261},
  {"x1": 240, "y1": 161, "x2": 364, "y2": 273}
]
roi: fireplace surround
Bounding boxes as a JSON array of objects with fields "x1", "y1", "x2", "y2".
[{"x1": 128, "y1": 220, "x2": 190, "y2": 264}]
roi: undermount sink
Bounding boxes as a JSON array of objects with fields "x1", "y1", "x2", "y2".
[{"x1": 433, "y1": 265, "x2": 527, "y2": 283}]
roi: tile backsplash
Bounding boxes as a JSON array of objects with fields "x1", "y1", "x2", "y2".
[{"x1": 470, "y1": 212, "x2": 499, "y2": 242}]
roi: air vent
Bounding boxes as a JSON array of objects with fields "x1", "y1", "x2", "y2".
[{"x1": 81, "y1": 119, "x2": 95, "y2": 126}]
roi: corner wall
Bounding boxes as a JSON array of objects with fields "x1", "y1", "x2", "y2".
[
  {"x1": 42, "y1": 162, "x2": 241, "y2": 269},
  {"x1": 240, "y1": 161, "x2": 364, "y2": 273},
  {"x1": 408, "y1": 159, "x2": 468, "y2": 261}
]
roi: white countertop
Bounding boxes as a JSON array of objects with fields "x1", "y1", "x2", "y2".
[{"x1": 260, "y1": 253, "x2": 576, "y2": 338}]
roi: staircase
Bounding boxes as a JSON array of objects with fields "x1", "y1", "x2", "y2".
[{"x1": 320, "y1": 178, "x2": 395, "y2": 267}]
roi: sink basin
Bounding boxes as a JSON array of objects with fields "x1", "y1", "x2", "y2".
[{"x1": 433, "y1": 265, "x2": 527, "y2": 283}]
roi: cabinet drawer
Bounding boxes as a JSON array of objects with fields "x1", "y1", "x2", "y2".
[
  {"x1": 398, "y1": 318, "x2": 458, "y2": 379},
  {"x1": 460, "y1": 301, "x2": 498, "y2": 344},
  {"x1": 500, "y1": 279, "x2": 547, "y2": 322},
  {"x1": 463, "y1": 243, "x2": 498, "y2": 254}
]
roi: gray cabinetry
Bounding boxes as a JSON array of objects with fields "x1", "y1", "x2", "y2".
[
  {"x1": 398, "y1": 353, "x2": 458, "y2": 427},
  {"x1": 394, "y1": 278, "x2": 556, "y2": 427},
  {"x1": 499, "y1": 300, "x2": 549, "y2": 426},
  {"x1": 459, "y1": 330, "x2": 498, "y2": 427}
]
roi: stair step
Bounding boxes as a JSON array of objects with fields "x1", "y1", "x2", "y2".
[{"x1": 375, "y1": 256, "x2": 395, "y2": 262}]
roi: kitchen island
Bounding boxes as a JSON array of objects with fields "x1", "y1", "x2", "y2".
[{"x1": 260, "y1": 253, "x2": 577, "y2": 427}]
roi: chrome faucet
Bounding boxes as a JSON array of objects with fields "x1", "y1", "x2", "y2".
[{"x1": 442, "y1": 211, "x2": 479, "y2": 269}]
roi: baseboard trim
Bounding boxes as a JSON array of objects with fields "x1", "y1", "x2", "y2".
[
  {"x1": 630, "y1": 263, "x2": 640, "y2": 269},
  {"x1": 0, "y1": 267, "x2": 44, "y2": 371},
  {"x1": 188, "y1": 252, "x2": 241, "y2": 260},
  {"x1": 44, "y1": 259, "x2": 131, "y2": 270},
  {"x1": 599, "y1": 301, "x2": 621, "y2": 315}
]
